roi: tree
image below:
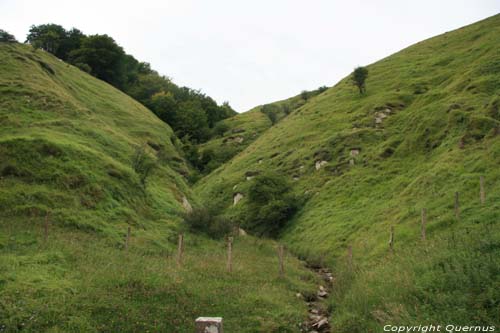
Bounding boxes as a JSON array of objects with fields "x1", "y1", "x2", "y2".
[
  {"x1": 150, "y1": 91, "x2": 177, "y2": 124},
  {"x1": 0, "y1": 29, "x2": 17, "y2": 43},
  {"x1": 352, "y1": 66, "x2": 369, "y2": 94},
  {"x1": 69, "y1": 34, "x2": 127, "y2": 88},
  {"x1": 26, "y1": 24, "x2": 66, "y2": 55},
  {"x1": 246, "y1": 172, "x2": 300, "y2": 237}
]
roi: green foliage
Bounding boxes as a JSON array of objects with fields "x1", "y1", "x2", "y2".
[
  {"x1": 183, "y1": 207, "x2": 233, "y2": 239},
  {"x1": 0, "y1": 29, "x2": 17, "y2": 43},
  {"x1": 24, "y1": 23, "x2": 236, "y2": 145},
  {"x1": 69, "y1": 34, "x2": 127, "y2": 88},
  {"x1": 261, "y1": 104, "x2": 279, "y2": 125},
  {"x1": 213, "y1": 121, "x2": 230, "y2": 137},
  {"x1": 26, "y1": 24, "x2": 84, "y2": 60},
  {"x1": 246, "y1": 172, "x2": 300, "y2": 237},
  {"x1": 352, "y1": 66, "x2": 368, "y2": 94}
]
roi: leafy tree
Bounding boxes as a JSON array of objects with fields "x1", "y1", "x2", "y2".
[
  {"x1": 246, "y1": 172, "x2": 300, "y2": 237},
  {"x1": 0, "y1": 29, "x2": 17, "y2": 43},
  {"x1": 69, "y1": 34, "x2": 126, "y2": 88},
  {"x1": 26, "y1": 25, "x2": 84, "y2": 60},
  {"x1": 352, "y1": 66, "x2": 369, "y2": 94},
  {"x1": 26, "y1": 24, "x2": 66, "y2": 55},
  {"x1": 174, "y1": 100, "x2": 210, "y2": 142},
  {"x1": 150, "y1": 91, "x2": 177, "y2": 124}
]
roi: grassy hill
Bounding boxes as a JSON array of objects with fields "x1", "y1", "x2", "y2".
[
  {"x1": 0, "y1": 43, "x2": 318, "y2": 332},
  {"x1": 195, "y1": 14, "x2": 500, "y2": 331}
]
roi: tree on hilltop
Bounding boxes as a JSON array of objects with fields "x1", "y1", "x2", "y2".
[
  {"x1": 0, "y1": 29, "x2": 17, "y2": 43},
  {"x1": 352, "y1": 66, "x2": 369, "y2": 94}
]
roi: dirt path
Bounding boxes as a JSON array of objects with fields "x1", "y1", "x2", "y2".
[{"x1": 300, "y1": 265, "x2": 333, "y2": 333}]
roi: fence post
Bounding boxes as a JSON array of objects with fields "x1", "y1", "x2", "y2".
[
  {"x1": 227, "y1": 237, "x2": 233, "y2": 272},
  {"x1": 480, "y1": 176, "x2": 485, "y2": 204},
  {"x1": 421, "y1": 208, "x2": 427, "y2": 241},
  {"x1": 278, "y1": 245, "x2": 285, "y2": 278},
  {"x1": 454, "y1": 192, "x2": 460, "y2": 220},
  {"x1": 177, "y1": 234, "x2": 184, "y2": 266},
  {"x1": 124, "y1": 226, "x2": 131, "y2": 251},
  {"x1": 389, "y1": 226, "x2": 394, "y2": 252},
  {"x1": 44, "y1": 211, "x2": 50, "y2": 242},
  {"x1": 347, "y1": 245, "x2": 353, "y2": 270}
]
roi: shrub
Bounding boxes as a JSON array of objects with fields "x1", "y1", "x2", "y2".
[
  {"x1": 183, "y1": 207, "x2": 232, "y2": 239},
  {"x1": 213, "y1": 121, "x2": 230, "y2": 137},
  {"x1": 261, "y1": 104, "x2": 280, "y2": 125},
  {"x1": 0, "y1": 29, "x2": 17, "y2": 43},
  {"x1": 246, "y1": 172, "x2": 300, "y2": 237}
]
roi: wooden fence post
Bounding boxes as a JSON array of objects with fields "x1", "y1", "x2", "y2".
[
  {"x1": 44, "y1": 211, "x2": 50, "y2": 242},
  {"x1": 389, "y1": 226, "x2": 394, "y2": 252},
  {"x1": 278, "y1": 245, "x2": 285, "y2": 278},
  {"x1": 480, "y1": 176, "x2": 485, "y2": 204},
  {"x1": 421, "y1": 208, "x2": 427, "y2": 241},
  {"x1": 176, "y1": 234, "x2": 184, "y2": 266},
  {"x1": 454, "y1": 192, "x2": 460, "y2": 220},
  {"x1": 124, "y1": 226, "x2": 131, "y2": 251},
  {"x1": 347, "y1": 245, "x2": 353, "y2": 270},
  {"x1": 227, "y1": 237, "x2": 233, "y2": 272}
]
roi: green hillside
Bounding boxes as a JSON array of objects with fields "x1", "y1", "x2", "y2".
[
  {"x1": 195, "y1": 92, "x2": 321, "y2": 174},
  {"x1": 0, "y1": 43, "x2": 317, "y2": 332},
  {"x1": 195, "y1": 14, "x2": 500, "y2": 331}
]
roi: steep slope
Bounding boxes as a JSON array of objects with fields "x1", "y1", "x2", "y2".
[
  {"x1": 0, "y1": 44, "x2": 318, "y2": 332},
  {"x1": 0, "y1": 43, "x2": 193, "y2": 238},
  {"x1": 196, "y1": 14, "x2": 500, "y2": 331}
]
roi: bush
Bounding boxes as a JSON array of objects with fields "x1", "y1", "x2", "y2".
[
  {"x1": 0, "y1": 29, "x2": 17, "y2": 43},
  {"x1": 246, "y1": 172, "x2": 300, "y2": 237},
  {"x1": 183, "y1": 207, "x2": 232, "y2": 239},
  {"x1": 213, "y1": 121, "x2": 230, "y2": 137},
  {"x1": 261, "y1": 104, "x2": 280, "y2": 125}
]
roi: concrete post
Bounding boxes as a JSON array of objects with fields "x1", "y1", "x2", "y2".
[{"x1": 195, "y1": 317, "x2": 223, "y2": 333}]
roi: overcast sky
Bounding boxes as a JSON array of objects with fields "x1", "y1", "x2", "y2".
[{"x1": 1, "y1": 1, "x2": 499, "y2": 112}]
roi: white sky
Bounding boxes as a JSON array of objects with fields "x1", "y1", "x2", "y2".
[{"x1": 1, "y1": 0, "x2": 499, "y2": 112}]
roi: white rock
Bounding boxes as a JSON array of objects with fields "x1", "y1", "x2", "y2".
[
  {"x1": 315, "y1": 160, "x2": 328, "y2": 170},
  {"x1": 233, "y1": 193, "x2": 244, "y2": 205},
  {"x1": 182, "y1": 196, "x2": 193, "y2": 213}
]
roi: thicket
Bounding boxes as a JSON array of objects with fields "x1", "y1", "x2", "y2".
[{"x1": 244, "y1": 172, "x2": 301, "y2": 237}]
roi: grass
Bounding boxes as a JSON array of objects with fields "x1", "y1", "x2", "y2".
[
  {"x1": 0, "y1": 43, "x2": 318, "y2": 332},
  {"x1": 195, "y1": 14, "x2": 500, "y2": 331},
  {"x1": 0, "y1": 217, "x2": 316, "y2": 332}
]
